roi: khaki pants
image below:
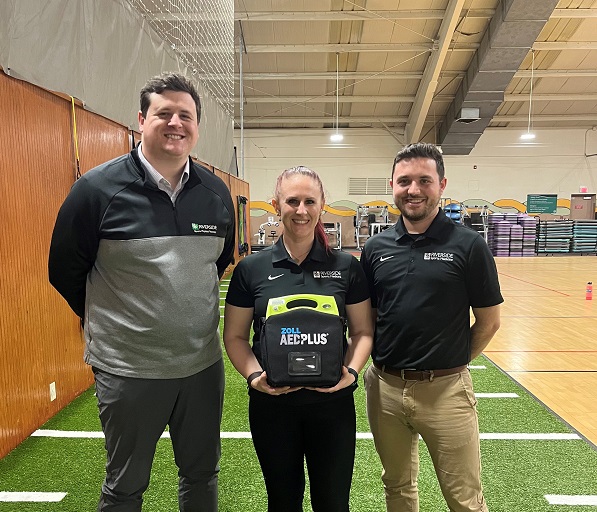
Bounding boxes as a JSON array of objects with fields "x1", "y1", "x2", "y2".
[{"x1": 364, "y1": 364, "x2": 488, "y2": 512}]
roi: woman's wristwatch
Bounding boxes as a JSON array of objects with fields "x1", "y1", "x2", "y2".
[
  {"x1": 346, "y1": 366, "x2": 358, "y2": 385},
  {"x1": 246, "y1": 370, "x2": 264, "y2": 389}
]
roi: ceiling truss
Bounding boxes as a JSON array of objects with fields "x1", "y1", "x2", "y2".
[{"x1": 232, "y1": 1, "x2": 597, "y2": 152}]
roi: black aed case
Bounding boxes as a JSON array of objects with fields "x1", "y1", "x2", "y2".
[{"x1": 260, "y1": 294, "x2": 346, "y2": 387}]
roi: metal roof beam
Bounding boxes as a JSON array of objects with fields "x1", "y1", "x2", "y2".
[
  {"x1": 504, "y1": 93, "x2": 597, "y2": 102},
  {"x1": 233, "y1": 9, "x2": 495, "y2": 21},
  {"x1": 150, "y1": 8, "x2": 594, "y2": 22},
  {"x1": 236, "y1": 116, "x2": 409, "y2": 124},
  {"x1": 405, "y1": 0, "x2": 466, "y2": 143},
  {"x1": 492, "y1": 114, "x2": 597, "y2": 122},
  {"x1": 533, "y1": 42, "x2": 597, "y2": 51},
  {"x1": 227, "y1": 42, "x2": 478, "y2": 53},
  {"x1": 237, "y1": 93, "x2": 597, "y2": 104},
  {"x1": 552, "y1": 8, "x2": 597, "y2": 18},
  {"x1": 235, "y1": 113, "x2": 597, "y2": 125},
  {"x1": 231, "y1": 69, "x2": 597, "y2": 81},
  {"x1": 237, "y1": 95, "x2": 452, "y2": 103},
  {"x1": 514, "y1": 69, "x2": 597, "y2": 78},
  {"x1": 233, "y1": 71, "x2": 460, "y2": 80}
]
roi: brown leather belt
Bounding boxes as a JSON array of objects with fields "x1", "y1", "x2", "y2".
[{"x1": 373, "y1": 361, "x2": 467, "y2": 381}]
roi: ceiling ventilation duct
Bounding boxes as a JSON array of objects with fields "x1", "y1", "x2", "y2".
[{"x1": 438, "y1": 0, "x2": 559, "y2": 155}]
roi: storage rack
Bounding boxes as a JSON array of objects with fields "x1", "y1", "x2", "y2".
[
  {"x1": 535, "y1": 219, "x2": 597, "y2": 255},
  {"x1": 443, "y1": 202, "x2": 464, "y2": 224},
  {"x1": 323, "y1": 222, "x2": 342, "y2": 250},
  {"x1": 536, "y1": 220, "x2": 573, "y2": 254},
  {"x1": 467, "y1": 205, "x2": 489, "y2": 241},
  {"x1": 354, "y1": 205, "x2": 390, "y2": 250},
  {"x1": 571, "y1": 220, "x2": 597, "y2": 254}
]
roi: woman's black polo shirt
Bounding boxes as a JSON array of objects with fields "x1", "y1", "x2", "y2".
[
  {"x1": 360, "y1": 210, "x2": 503, "y2": 370},
  {"x1": 226, "y1": 236, "x2": 369, "y2": 404}
]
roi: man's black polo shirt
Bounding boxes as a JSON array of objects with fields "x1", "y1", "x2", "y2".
[
  {"x1": 360, "y1": 210, "x2": 503, "y2": 370},
  {"x1": 226, "y1": 236, "x2": 369, "y2": 404}
]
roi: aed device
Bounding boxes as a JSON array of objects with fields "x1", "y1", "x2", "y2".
[{"x1": 260, "y1": 294, "x2": 346, "y2": 387}]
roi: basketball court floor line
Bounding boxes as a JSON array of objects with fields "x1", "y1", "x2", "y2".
[
  {"x1": 511, "y1": 369, "x2": 597, "y2": 373},
  {"x1": 496, "y1": 273, "x2": 570, "y2": 296},
  {"x1": 31, "y1": 430, "x2": 580, "y2": 441},
  {"x1": 0, "y1": 492, "x2": 66, "y2": 502}
]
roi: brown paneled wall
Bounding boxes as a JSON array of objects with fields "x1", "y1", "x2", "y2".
[
  {"x1": 0, "y1": 71, "x2": 248, "y2": 458},
  {"x1": 0, "y1": 72, "x2": 94, "y2": 458},
  {"x1": 75, "y1": 108, "x2": 131, "y2": 173}
]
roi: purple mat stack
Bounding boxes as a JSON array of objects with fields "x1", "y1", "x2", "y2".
[
  {"x1": 509, "y1": 224, "x2": 523, "y2": 256},
  {"x1": 519, "y1": 215, "x2": 538, "y2": 256},
  {"x1": 487, "y1": 213, "x2": 538, "y2": 257}
]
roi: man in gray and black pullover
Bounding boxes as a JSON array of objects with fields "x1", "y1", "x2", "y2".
[{"x1": 49, "y1": 72, "x2": 235, "y2": 512}]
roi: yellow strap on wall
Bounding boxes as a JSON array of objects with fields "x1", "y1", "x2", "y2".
[{"x1": 70, "y1": 96, "x2": 81, "y2": 180}]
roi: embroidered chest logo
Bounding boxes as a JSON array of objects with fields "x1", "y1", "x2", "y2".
[
  {"x1": 313, "y1": 271, "x2": 341, "y2": 279},
  {"x1": 379, "y1": 255, "x2": 394, "y2": 262},
  {"x1": 424, "y1": 252, "x2": 454, "y2": 262},
  {"x1": 191, "y1": 223, "x2": 218, "y2": 234}
]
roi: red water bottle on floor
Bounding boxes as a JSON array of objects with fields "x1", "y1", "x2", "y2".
[{"x1": 587, "y1": 282, "x2": 593, "y2": 300}]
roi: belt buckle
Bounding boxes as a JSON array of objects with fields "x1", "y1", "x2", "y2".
[
  {"x1": 400, "y1": 368, "x2": 417, "y2": 381},
  {"x1": 401, "y1": 369, "x2": 435, "y2": 381}
]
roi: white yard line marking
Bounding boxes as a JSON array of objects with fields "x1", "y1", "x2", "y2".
[
  {"x1": 545, "y1": 495, "x2": 597, "y2": 505},
  {"x1": 480, "y1": 433, "x2": 579, "y2": 440},
  {"x1": 33, "y1": 430, "x2": 105, "y2": 438},
  {"x1": 221, "y1": 432, "x2": 252, "y2": 439},
  {"x1": 33, "y1": 430, "x2": 174, "y2": 439},
  {"x1": 475, "y1": 393, "x2": 518, "y2": 398},
  {"x1": 33, "y1": 430, "x2": 580, "y2": 441},
  {"x1": 0, "y1": 492, "x2": 67, "y2": 502},
  {"x1": 357, "y1": 433, "x2": 580, "y2": 441},
  {"x1": 468, "y1": 365, "x2": 486, "y2": 369}
]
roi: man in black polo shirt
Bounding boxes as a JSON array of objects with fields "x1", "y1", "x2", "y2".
[{"x1": 361, "y1": 142, "x2": 502, "y2": 512}]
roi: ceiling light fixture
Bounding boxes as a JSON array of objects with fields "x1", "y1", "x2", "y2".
[
  {"x1": 330, "y1": 52, "x2": 343, "y2": 142},
  {"x1": 520, "y1": 49, "x2": 536, "y2": 141}
]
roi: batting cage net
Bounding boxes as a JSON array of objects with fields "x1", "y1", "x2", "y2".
[{"x1": 127, "y1": 0, "x2": 234, "y2": 118}]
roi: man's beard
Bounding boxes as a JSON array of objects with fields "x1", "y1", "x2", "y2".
[{"x1": 396, "y1": 197, "x2": 438, "y2": 222}]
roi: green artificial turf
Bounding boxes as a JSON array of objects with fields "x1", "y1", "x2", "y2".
[
  {"x1": 3, "y1": 436, "x2": 597, "y2": 511},
  {"x1": 1, "y1": 280, "x2": 596, "y2": 511},
  {"x1": 40, "y1": 388, "x2": 100, "y2": 432}
]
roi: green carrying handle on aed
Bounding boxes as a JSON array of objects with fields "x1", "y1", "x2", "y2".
[{"x1": 265, "y1": 294, "x2": 339, "y2": 318}]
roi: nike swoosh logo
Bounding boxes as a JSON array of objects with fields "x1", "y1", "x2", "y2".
[
  {"x1": 380, "y1": 255, "x2": 394, "y2": 262},
  {"x1": 268, "y1": 274, "x2": 284, "y2": 280}
]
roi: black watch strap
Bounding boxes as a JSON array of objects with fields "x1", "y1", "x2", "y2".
[
  {"x1": 346, "y1": 366, "x2": 358, "y2": 384},
  {"x1": 247, "y1": 370, "x2": 264, "y2": 389}
]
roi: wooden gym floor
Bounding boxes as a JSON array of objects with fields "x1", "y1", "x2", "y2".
[{"x1": 486, "y1": 256, "x2": 597, "y2": 446}]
